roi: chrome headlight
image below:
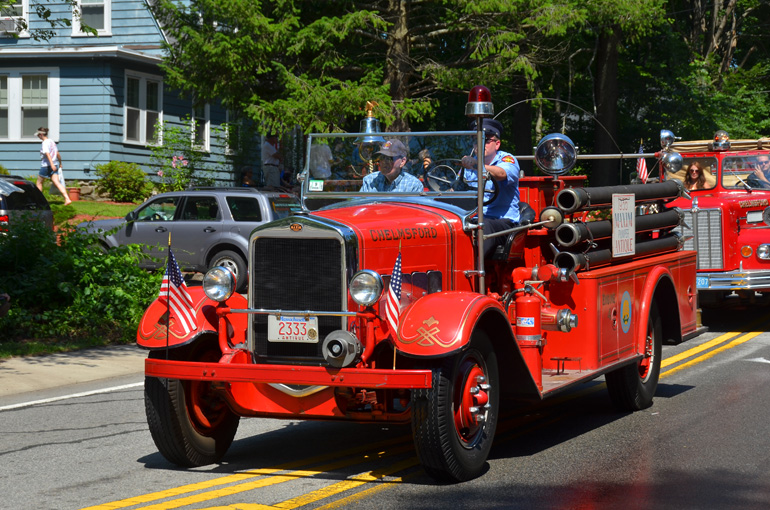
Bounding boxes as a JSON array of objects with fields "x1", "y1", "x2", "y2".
[
  {"x1": 349, "y1": 270, "x2": 384, "y2": 307},
  {"x1": 758, "y1": 245, "x2": 770, "y2": 260},
  {"x1": 203, "y1": 266, "x2": 236, "y2": 302},
  {"x1": 534, "y1": 133, "x2": 576, "y2": 176}
]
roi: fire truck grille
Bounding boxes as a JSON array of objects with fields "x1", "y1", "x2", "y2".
[
  {"x1": 678, "y1": 208, "x2": 723, "y2": 269},
  {"x1": 251, "y1": 237, "x2": 344, "y2": 363}
]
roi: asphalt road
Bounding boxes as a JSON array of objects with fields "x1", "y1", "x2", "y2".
[{"x1": 2, "y1": 305, "x2": 770, "y2": 510}]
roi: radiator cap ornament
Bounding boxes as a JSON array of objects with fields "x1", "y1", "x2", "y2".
[{"x1": 289, "y1": 223, "x2": 303, "y2": 232}]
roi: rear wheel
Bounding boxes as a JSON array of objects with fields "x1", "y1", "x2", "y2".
[
  {"x1": 411, "y1": 332, "x2": 499, "y2": 482},
  {"x1": 606, "y1": 301, "x2": 663, "y2": 411},
  {"x1": 144, "y1": 347, "x2": 239, "y2": 466},
  {"x1": 209, "y1": 250, "x2": 247, "y2": 293}
]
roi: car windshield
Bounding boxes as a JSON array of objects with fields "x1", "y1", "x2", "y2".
[
  {"x1": 302, "y1": 131, "x2": 480, "y2": 208},
  {"x1": 723, "y1": 155, "x2": 770, "y2": 189},
  {"x1": 664, "y1": 157, "x2": 718, "y2": 191}
]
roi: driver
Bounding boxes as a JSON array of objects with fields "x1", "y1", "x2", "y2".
[
  {"x1": 460, "y1": 118, "x2": 521, "y2": 257},
  {"x1": 360, "y1": 139, "x2": 423, "y2": 193}
]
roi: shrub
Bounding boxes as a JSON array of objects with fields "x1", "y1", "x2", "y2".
[
  {"x1": 0, "y1": 218, "x2": 163, "y2": 346},
  {"x1": 151, "y1": 119, "x2": 215, "y2": 192},
  {"x1": 95, "y1": 161, "x2": 153, "y2": 202},
  {"x1": 0, "y1": 163, "x2": 9, "y2": 175}
]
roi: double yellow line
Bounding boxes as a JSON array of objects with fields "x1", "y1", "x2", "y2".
[{"x1": 660, "y1": 317, "x2": 768, "y2": 378}]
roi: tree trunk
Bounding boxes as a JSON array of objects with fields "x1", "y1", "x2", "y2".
[
  {"x1": 384, "y1": 0, "x2": 411, "y2": 132},
  {"x1": 592, "y1": 26, "x2": 621, "y2": 187},
  {"x1": 509, "y1": 78, "x2": 533, "y2": 175}
]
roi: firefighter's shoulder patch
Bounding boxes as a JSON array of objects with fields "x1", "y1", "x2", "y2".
[{"x1": 501, "y1": 155, "x2": 515, "y2": 163}]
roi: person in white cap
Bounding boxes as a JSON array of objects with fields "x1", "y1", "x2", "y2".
[
  {"x1": 360, "y1": 139, "x2": 423, "y2": 192},
  {"x1": 460, "y1": 118, "x2": 520, "y2": 257}
]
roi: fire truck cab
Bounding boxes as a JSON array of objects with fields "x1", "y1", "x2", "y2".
[
  {"x1": 659, "y1": 129, "x2": 770, "y2": 306},
  {"x1": 138, "y1": 89, "x2": 698, "y2": 482}
]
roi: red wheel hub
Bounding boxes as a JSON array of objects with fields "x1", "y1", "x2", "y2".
[{"x1": 454, "y1": 359, "x2": 489, "y2": 443}]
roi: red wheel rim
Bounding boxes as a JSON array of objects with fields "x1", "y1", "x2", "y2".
[
  {"x1": 185, "y1": 350, "x2": 230, "y2": 433},
  {"x1": 453, "y1": 355, "x2": 489, "y2": 445}
]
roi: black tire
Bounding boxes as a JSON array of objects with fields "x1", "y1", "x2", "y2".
[
  {"x1": 411, "y1": 332, "x2": 499, "y2": 482},
  {"x1": 606, "y1": 301, "x2": 663, "y2": 411},
  {"x1": 209, "y1": 249, "x2": 247, "y2": 293},
  {"x1": 144, "y1": 349, "x2": 239, "y2": 467}
]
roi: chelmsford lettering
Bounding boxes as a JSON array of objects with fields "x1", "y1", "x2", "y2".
[{"x1": 370, "y1": 227, "x2": 438, "y2": 241}]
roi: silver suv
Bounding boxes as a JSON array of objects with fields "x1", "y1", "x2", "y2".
[
  {"x1": 0, "y1": 175, "x2": 54, "y2": 233},
  {"x1": 79, "y1": 188, "x2": 301, "y2": 292}
]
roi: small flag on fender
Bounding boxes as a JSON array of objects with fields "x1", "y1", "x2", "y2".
[
  {"x1": 159, "y1": 249, "x2": 197, "y2": 335},
  {"x1": 385, "y1": 251, "x2": 402, "y2": 334}
]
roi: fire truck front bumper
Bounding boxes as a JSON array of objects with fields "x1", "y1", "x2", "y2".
[
  {"x1": 696, "y1": 269, "x2": 770, "y2": 290},
  {"x1": 145, "y1": 358, "x2": 433, "y2": 389}
]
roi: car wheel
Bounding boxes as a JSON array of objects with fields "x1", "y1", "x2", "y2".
[{"x1": 209, "y1": 250, "x2": 247, "y2": 293}]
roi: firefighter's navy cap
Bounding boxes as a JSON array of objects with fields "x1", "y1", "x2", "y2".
[
  {"x1": 378, "y1": 139, "x2": 408, "y2": 158},
  {"x1": 470, "y1": 118, "x2": 503, "y2": 139}
]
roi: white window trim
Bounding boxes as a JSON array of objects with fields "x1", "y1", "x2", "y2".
[
  {"x1": 192, "y1": 103, "x2": 210, "y2": 151},
  {"x1": 224, "y1": 110, "x2": 240, "y2": 155},
  {"x1": 0, "y1": 68, "x2": 59, "y2": 142},
  {"x1": 123, "y1": 70, "x2": 163, "y2": 146},
  {"x1": 71, "y1": 0, "x2": 112, "y2": 37},
  {"x1": 1, "y1": 0, "x2": 30, "y2": 38}
]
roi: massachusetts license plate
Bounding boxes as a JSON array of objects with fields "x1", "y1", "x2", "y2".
[
  {"x1": 696, "y1": 276, "x2": 709, "y2": 289},
  {"x1": 267, "y1": 315, "x2": 319, "y2": 343}
]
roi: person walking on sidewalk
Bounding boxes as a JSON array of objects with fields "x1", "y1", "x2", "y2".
[{"x1": 35, "y1": 127, "x2": 71, "y2": 205}]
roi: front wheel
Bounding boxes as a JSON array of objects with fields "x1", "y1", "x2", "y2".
[
  {"x1": 144, "y1": 349, "x2": 239, "y2": 467},
  {"x1": 411, "y1": 332, "x2": 499, "y2": 482},
  {"x1": 606, "y1": 301, "x2": 663, "y2": 411}
]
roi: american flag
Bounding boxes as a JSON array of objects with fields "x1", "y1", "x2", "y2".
[
  {"x1": 385, "y1": 252, "x2": 402, "y2": 334},
  {"x1": 159, "y1": 249, "x2": 197, "y2": 335},
  {"x1": 636, "y1": 143, "x2": 649, "y2": 183}
]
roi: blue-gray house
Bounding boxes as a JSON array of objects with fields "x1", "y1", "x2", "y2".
[{"x1": 0, "y1": 0, "x2": 240, "y2": 185}]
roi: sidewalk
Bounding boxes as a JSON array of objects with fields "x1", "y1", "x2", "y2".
[{"x1": 0, "y1": 344, "x2": 147, "y2": 398}]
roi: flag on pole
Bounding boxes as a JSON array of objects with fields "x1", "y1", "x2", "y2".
[
  {"x1": 636, "y1": 142, "x2": 649, "y2": 183},
  {"x1": 159, "y1": 249, "x2": 197, "y2": 335},
  {"x1": 385, "y1": 251, "x2": 403, "y2": 334}
]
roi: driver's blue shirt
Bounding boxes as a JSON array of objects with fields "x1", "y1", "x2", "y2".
[
  {"x1": 462, "y1": 150, "x2": 520, "y2": 222},
  {"x1": 360, "y1": 170, "x2": 424, "y2": 193}
]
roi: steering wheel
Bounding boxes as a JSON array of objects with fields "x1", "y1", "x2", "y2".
[
  {"x1": 425, "y1": 159, "x2": 500, "y2": 206},
  {"x1": 148, "y1": 213, "x2": 165, "y2": 222}
]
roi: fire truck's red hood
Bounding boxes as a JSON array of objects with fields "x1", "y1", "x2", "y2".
[{"x1": 314, "y1": 201, "x2": 469, "y2": 275}]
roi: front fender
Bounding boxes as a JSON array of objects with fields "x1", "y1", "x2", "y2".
[
  {"x1": 137, "y1": 286, "x2": 248, "y2": 349},
  {"x1": 397, "y1": 291, "x2": 506, "y2": 357}
]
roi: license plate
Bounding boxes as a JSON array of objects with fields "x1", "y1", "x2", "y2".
[
  {"x1": 696, "y1": 276, "x2": 709, "y2": 289},
  {"x1": 267, "y1": 315, "x2": 319, "y2": 343}
]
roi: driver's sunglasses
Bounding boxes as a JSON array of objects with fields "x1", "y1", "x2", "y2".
[
  {"x1": 759, "y1": 159, "x2": 770, "y2": 166},
  {"x1": 379, "y1": 155, "x2": 403, "y2": 162},
  {"x1": 485, "y1": 137, "x2": 499, "y2": 144}
]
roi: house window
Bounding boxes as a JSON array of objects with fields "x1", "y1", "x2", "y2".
[
  {"x1": 72, "y1": 0, "x2": 111, "y2": 36},
  {"x1": 125, "y1": 72, "x2": 163, "y2": 145},
  {"x1": 0, "y1": 0, "x2": 28, "y2": 37},
  {"x1": 0, "y1": 77, "x2": 7, "y2": 138},
  {"x1": 0, "y1": 69, "x2": 59, "y2": 141},
  {"x1": 192, "y1": 103, "x2": 209, "y2": 150}
]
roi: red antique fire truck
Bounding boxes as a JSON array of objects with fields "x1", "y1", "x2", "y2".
[
  {"x1": 138, "y1": 88, "x2": 698, "y2": 482},
  {"x1": 657, "y1": 129, "x2": 770, "y2": 307}
]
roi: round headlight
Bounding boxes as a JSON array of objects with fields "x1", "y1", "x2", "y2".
[
  {"x1": 534, "y1": 133, "x2": 577, "y2": 176},
  {"x1": 203, "y1": 266, "x2": 236, "y2": 302},
  {"x1": 349, "y1": 270, "x2": 384, "y2": 307},
  {"x1": 758, "y1": 245, "x2": 770, "y2": 260},
  {"x1": 661, "y1": 151, "x2": 683, "y2": 174}
]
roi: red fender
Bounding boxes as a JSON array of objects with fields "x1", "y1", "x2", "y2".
[
  {"x1": 397, "y1": 291, "x2": 506, "y2": 357},
  {"x1": 635, "y1": 266, "x2": 673, "y2": 351},
  {"x1": 136, "y1": 286, "x2": 248, "y2": 350}
]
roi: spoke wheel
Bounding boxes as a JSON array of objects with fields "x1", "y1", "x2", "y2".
[
  {"x1": 606, "y1": 301, "x2": 663, "y2": 411},
  {"x1": 412, "y1": 332, "x2": 499, "y2": 482}
]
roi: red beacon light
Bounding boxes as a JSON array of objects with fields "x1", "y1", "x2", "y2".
[
  {"x1": 712, "y1": 129, "x2": 731, "y2": 150},
  {"x1": 465, "y1": 85, "x2": 494, "y2": 117}
]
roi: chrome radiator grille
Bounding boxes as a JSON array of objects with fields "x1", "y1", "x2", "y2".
[
  {"x1": 677, "y1": 208, "x2": 723, "y2": 270},
  {"x1": 251, "y1": 236, "x2": 345, "y2": 364}
]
